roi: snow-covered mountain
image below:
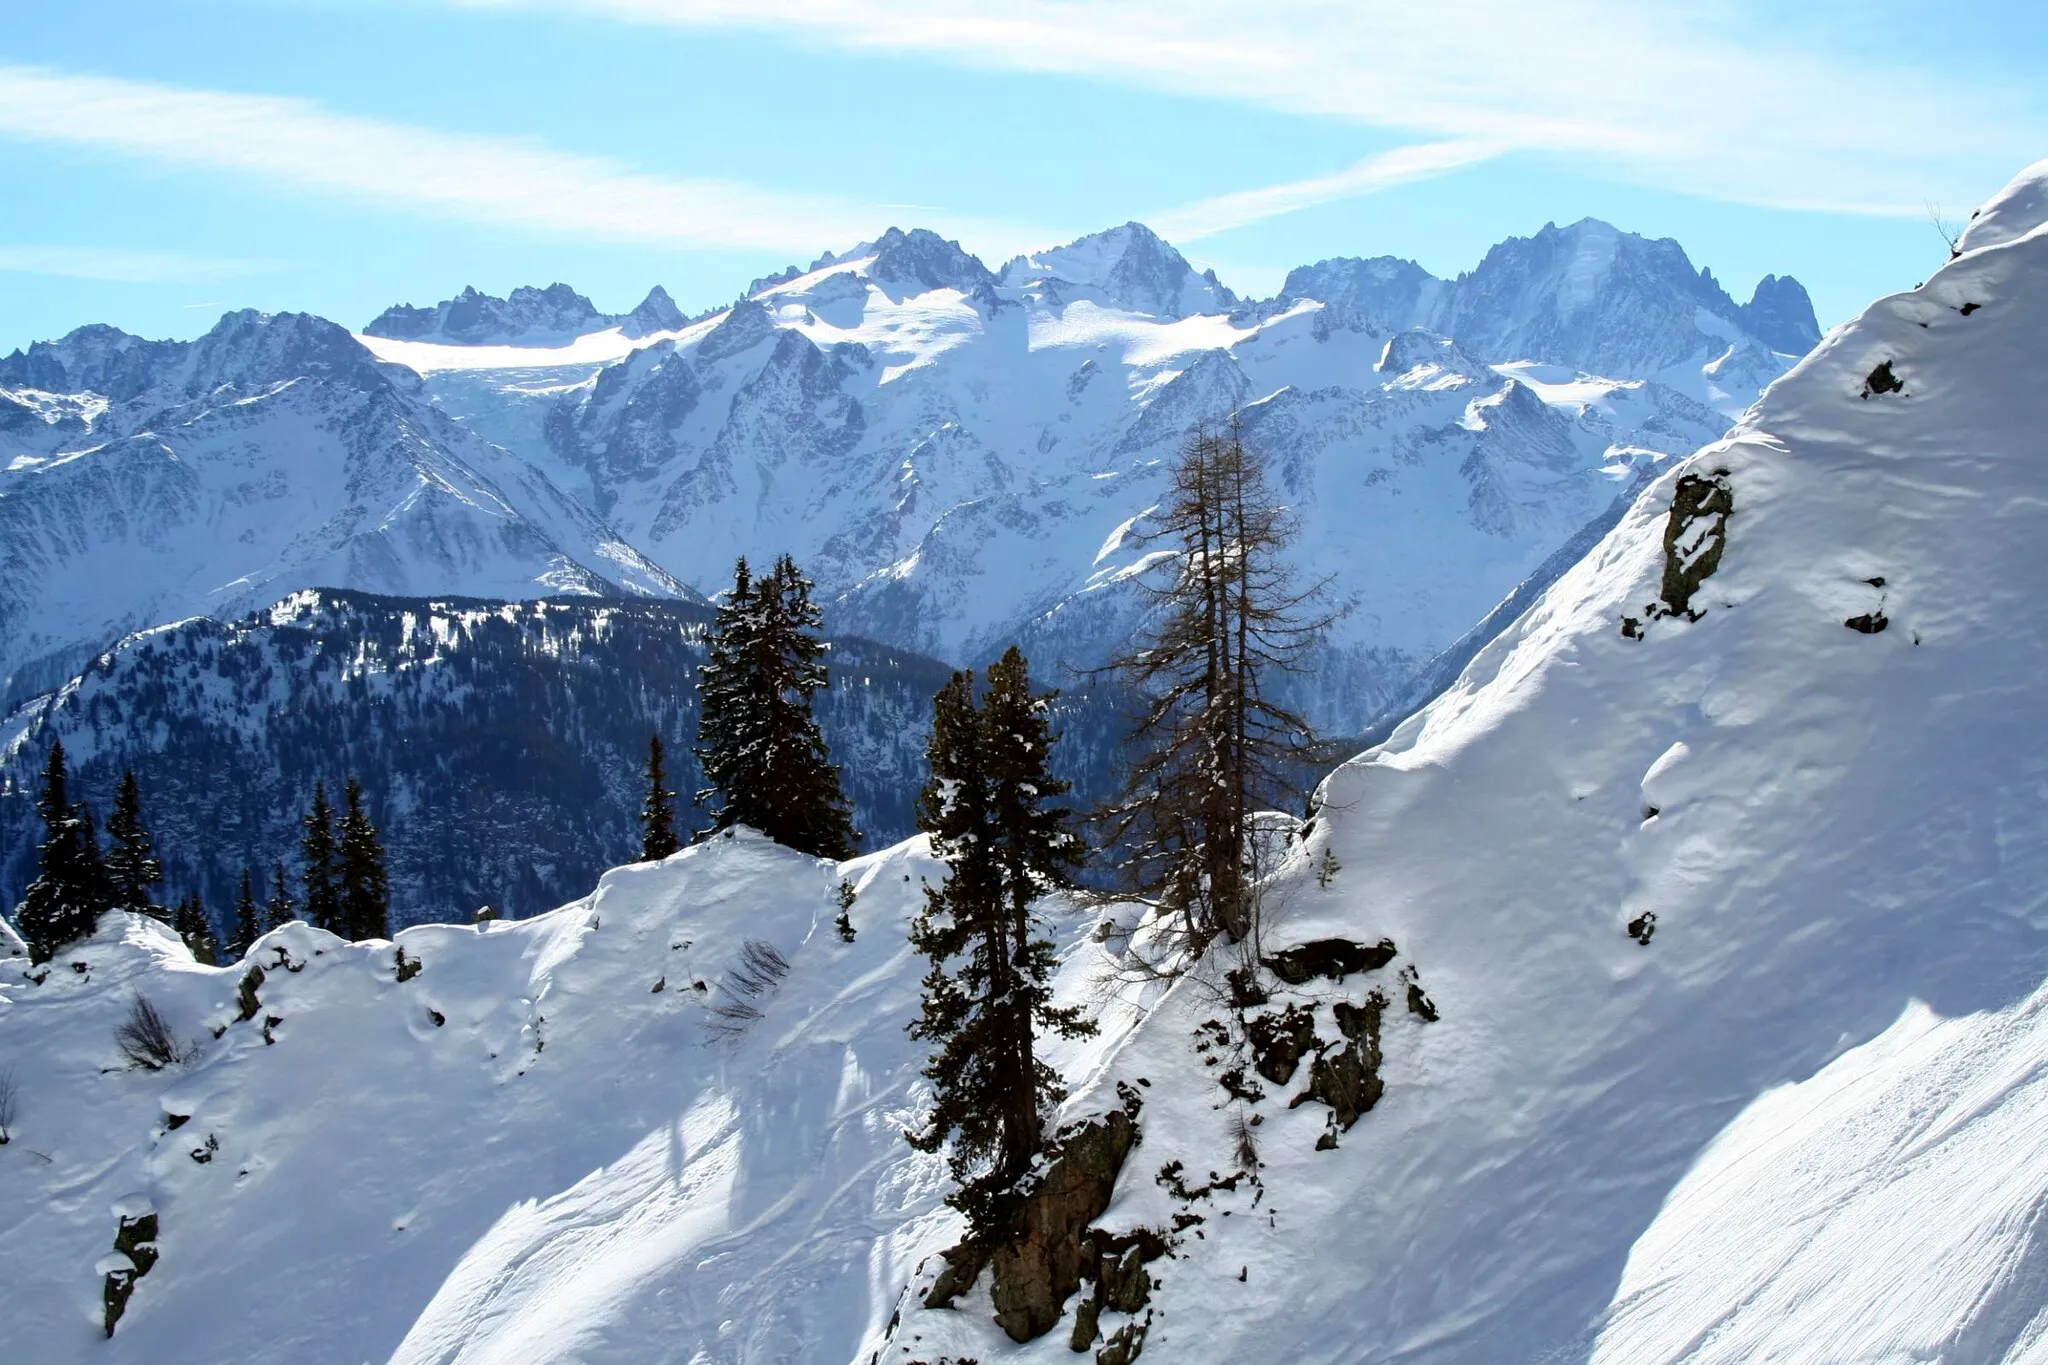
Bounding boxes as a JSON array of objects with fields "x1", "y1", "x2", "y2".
[
  {"x1": 385, "y1": 218, "x2": 1781, "y2": 729},
  {"x1": 1279, "y1": 216, "x2": 1821, "y2": 387},
  {"x1": 0, "y1": 310, "x2": 689, "y2": 703},
  {"x1": 3, "y1": 161, "x2": 2042, "y2": 1365},
  {"x1": 364, "y1": 283, "x2": 692, "y2": 346},
  {"x1": 0, "y1": 216, "x2": 1805, "y2": 728}
]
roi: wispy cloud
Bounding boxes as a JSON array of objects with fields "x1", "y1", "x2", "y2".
[
  {"x1": 457, "y1": 0, "x2": 2040, "y2": 222},
  {"x1": 0, "y1": 64, "x2": 1043, "y2": 258},
  {"x1": 0, "y1": 244, "x2": 276, "y2": 284},
  {"x1": 1151, "y1": 141, "x2": 1507, "y2": 242}
]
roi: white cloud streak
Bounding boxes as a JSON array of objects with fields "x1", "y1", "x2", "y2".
[
  {"x1": 0, "y1": 244, "x2": 276, "y2": 284},
  {"x1": 1151, "y1": 141, "x2": 1508, "y2": 241},
  {"x1": 457, "y1": 0, "x2": 2042, "y2": 222},
  {"x1": 0, "y1": 64, "x2": 1040, "y2": 258}
]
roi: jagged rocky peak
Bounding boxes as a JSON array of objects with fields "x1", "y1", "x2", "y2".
[
  {"x1": 863, "y1": 226, "x2": 998, "y2": 295},
  {"x1": 181, "y1": 308, "x2": 392, "y2": 395},
  {"x1": 0, "y1": 323, "x2": 188, "y2": 399},
  {"x1": 362, "y1": 282, "x2": 608, "y2": 344},
  {"x1": 623, "y1": 285, "x2": 687, "y2": 336},
  {"x1": 1003, "y1": 221, "x2": 1236, "y2": 319},
  {"x1": 1284, "y1": 254, "x2": 1441, "y2": 332},
  {"x1": 1738, "y1": 274, "x2": 1822, "y2": 354},
  {"x1": 696, "y1": 297, "x2": 779, "y2": 362},
  {"x1": 1435, "y1": 217, "x2": 1783, "y2": 375}
]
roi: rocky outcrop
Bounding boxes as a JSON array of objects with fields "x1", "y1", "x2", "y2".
[
  {"x1": 101, "y1": 1204, "x2": 159, "y2": 1336},
  {"x1": 1292, "y1": 994, "x2": 1387, "y2": 1148},
  {"x1": 1261, "y1": 937, "x2": 1397, "y2": 984},
  {"x1": 1651, "y1": 471, "x2": 1734, "y2": 621}
]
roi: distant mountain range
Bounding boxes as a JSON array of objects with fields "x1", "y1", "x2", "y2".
[{"x1": 1, "y1": 216, "x2": 1818, "y2": 731}]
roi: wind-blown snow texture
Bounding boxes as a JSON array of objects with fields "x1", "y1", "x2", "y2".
[{"x1": 2, "y1": 216, "x2": 1800, "y2": 728}]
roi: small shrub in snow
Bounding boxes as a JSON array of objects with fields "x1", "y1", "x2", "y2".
[
  {"x1": 115, "y1": 994, "x2": 185, "y2": 1070},
  {"x1": 1316, "y1": 847, "x2": 1341, "y2": 888},
  {"x1": 0, "y1": 1067, "x2": 17, "y2": 1144}
]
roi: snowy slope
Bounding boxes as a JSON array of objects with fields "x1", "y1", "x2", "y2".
[
  {"x1": 382, "y1": 220, "x2": 1772, "y2": 729},
  {"x1": 1, "y1": 155, "x2": 2043, "y2": 1365},
  {"x1": 0, "y1": 310, "x2": 688, "y2": 701},
  {"x1": 0, "y1": 832, "x2": 984, "y2": 1361},
  {"x1": 877, "y1": 157, "x2": 2048, "y2": 1363}
]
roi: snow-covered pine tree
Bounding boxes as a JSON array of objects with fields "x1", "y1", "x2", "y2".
[
  {"x1": 337, "y1": 778, "x2": 391, "y2": 941},
  {"x1": 301, "y1": 782, "x2": 342, "y2": 936},
  {"x1": 229, "y1": 868, "x2": 260, "y2": 958},
  {"x1": 263, "y1": 861, "x2": 296, "y2": 932},
  {"x1": 639, "y1": 735, "x2": 681, "y2": 861},
  {"x1": 15, "y1": 741, "x2": 114, "y2": 963},
  {"x1": 173, "y1": 891, "x2": 219, "y2": 966},
  {"x1": 696, "y1": 555, "x2": 858, "y2": 859},
  {"x1": 104, "y1": 770, "x2": 165, "y2": 922},
  {"x1": 1096, "y1": 425, "x2": 1335, "y2": 948},
  {"x1": 908, "y1": 648, "x2": 1094, "y2": 1237}
]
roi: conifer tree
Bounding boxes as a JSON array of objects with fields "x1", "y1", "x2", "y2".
[
  {"x1": 639, "y1": 735, "x2": 681, "y2": 861},
  {"x1": 263, "y1": 861, "x2": 296, "y2": 932},
  {"x1": 229, "y1": 868, "x2": 261, "y2": 958},
  {"x1": 1097, "y1": 425, "x2": 1336, "y2": 949},
  {"x1": 173, "y1": 891, "x2": 219, "y2": 966},
  {"x1": 104, "y1": 770, "x2": 165, "y2": 921},
  {"x1": 695, "y1": 555, "x2": 857, "y2": 859},
  {"x1": 15, "y1": 741, "x2": 115, "y2": 963},
  {"x1": 908, "y1": 648, "x2": 1093, "y2": 1237},
  {"x1": 337, "y1": 777, "x2": 391, "y2": 941},
  {"x1": 301, "y1": 782, "x2": 342, "y2": 936}
]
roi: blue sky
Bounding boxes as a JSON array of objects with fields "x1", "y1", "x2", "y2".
[{"x1": 1, "y1": 0, "x2": 2041, "y2": 353}]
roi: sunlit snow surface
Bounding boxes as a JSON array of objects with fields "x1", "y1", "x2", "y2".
[{"x1": 6, "y1": 176, "x2": 2048, "y2": 1363}]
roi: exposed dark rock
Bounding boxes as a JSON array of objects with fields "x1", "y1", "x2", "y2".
[
  {"x1": 1627, "y1": 911, "x2": 1657, "y2": 946},
  {"x1": 235, "y1": 965, "x2": 265, "y2": 1022},
  {"x1": 922, "y1": 1241, "x2": 988, "y2": 1310},
  {"x1": 394, "y1": 947, "x2": 422, "y2": 983},
  {"x1": 1653, "y1": 472, "x2": 1734, "y2": 621},
  {"x1": 1261, "y1": 938, "x2": 1397, "y2": 984},
  {"x1": 103, "y1": 1210, "x2": 158, "y2": 1336},
  {"x1": 989, "y1": 1110, "x2": 1137, "y2": 1342},
  {"x1": 1861, "y1": 359, "x2": 1905, "y2": 397},
  {"x1": 1245, "y1": 1005, "x2": 1317, "y2": 1085},
  {"x1": 1960, "y1": 302, "x2": 1980, "y2": 316},
  {"x1": 1620, "y1": 616, "x2": 1644, "y2": 640},
  {"x1": 1224, "y1": 965, "x2": 1269, "y2": 1008},
  {"x1": 1402, "y1": 967, "x2": 1440, "y2": 1022},
  {"x1": 1070, "y1": 1296, "x2": 1101, "y2": 1351},
  {"x1": 1291, "y1": 993, "x2": 1386, "y2": 1138},
  {"x1": 1097, "y1": 1313, "x2": 1151, "y2": 1365},
  {"x1": 1845, "y1": 612, "x2": 1889, "y2": 634}
]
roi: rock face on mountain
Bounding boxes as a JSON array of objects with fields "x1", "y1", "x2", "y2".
[
  {"x1": 1002, "y1": 221, "x2": 1237, "y2": 319},
  {"x1": 4, "y1": 216, "x2": 1805, "y2": 730},
  {"x1": 0, "y1": 310, "x2": 687, "y2": 703},
  {"x1": 405, "y1": 218, "x2": 1768, "y2": 731},
  {"x1": 1283, "y1": 217, "x2": 1822, "y2": 377},
  {"x1": 362, "y1": 282, "x2": 688, "y2": 345}
]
